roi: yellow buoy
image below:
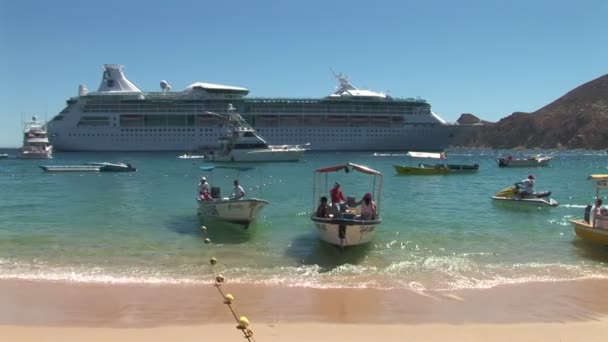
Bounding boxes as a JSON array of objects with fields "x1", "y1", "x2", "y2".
[
  {"x1": 238, "y1": 316, "x2": 250, "y2": 329},
  {"x1": 204, "y1": 238, "x2": 211, "y2": 244},
  {"x1": 200, "y1": 225, "x2": 207, "y2": 231},
  {"x1": 224, "y1": 293, "x2": 234, "y2": 304},
  {"x1": 209, "y1": 257, "x2": 217, "y2": 265},
  {"x1": 215, "y1": 275, "x2": 225, "y2": 283}
]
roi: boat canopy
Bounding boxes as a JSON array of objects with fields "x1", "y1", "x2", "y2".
[
  {"x1": 588, "y1": 174, "x2": 608, "y2": 180},
  {"x1": 200, "y1": 165, "x2": 255, "y2": 172},
  {"x1": 315, "y1": 162, "x2": 381, "y2": 175}
]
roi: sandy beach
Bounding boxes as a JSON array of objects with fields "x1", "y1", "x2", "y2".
[{"x1": 1, "y1": 278, "x2": 608, "y2": 340}]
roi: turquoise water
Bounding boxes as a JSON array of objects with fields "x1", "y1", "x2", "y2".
[{"x1": 1, "y1": 150, "x2": 607, "y2": 290}]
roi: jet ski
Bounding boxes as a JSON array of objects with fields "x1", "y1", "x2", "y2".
[{"x1": 492, "y1": 186, "x2": 559, "y2": 207}]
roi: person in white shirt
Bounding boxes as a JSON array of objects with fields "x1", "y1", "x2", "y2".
[
  {"x1": 232, "y1": 179, "x2": 245, "y2": 200},
  {"x1": 515, "y1": 174, "x2": 535, "y2": 198},
  {"x1": 198, "y1": 176, "x2": 211, "y2": 201}
]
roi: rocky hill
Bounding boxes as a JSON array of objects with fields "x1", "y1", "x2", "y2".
[{"x1": 459, "y1": 74, "x2": 608, "y2": 149}]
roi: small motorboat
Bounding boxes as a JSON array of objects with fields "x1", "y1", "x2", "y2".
[
  {"x1": 570, "y1": 175, "x2": 608, "y2": 245},
  {"x1": 196, "y1": 165, "x2": 268, "y2": 228},
  {"x1": 394, "y1": 163, "x2": 479, "y2": 175},
  {"x1": 87, "y1": 162, "x2": 137, "y2": 172},
  {"x1": 311, "y1": 162, "x2": 383, "y2": 247},
  {"x1": 0, "y1": 154, "x2": 9, "y2": 159},
  {"x1": 491, "y1": 186, "x2": 558, "y2": 207},
  {"x1": 178, "y1": 153, "x2": 205, "y2": 159},
  {"x1": 41, "y1": 162, "x2": 136, "y2": 173},
  {"x1": 40, "y1": 165, "x2": 101, "y2": 172},
  {"x1": 497, "y1": 155, "x2": 552, "y2": 167}
]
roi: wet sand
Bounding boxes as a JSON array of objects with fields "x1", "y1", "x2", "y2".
[{"x1": 2, "y1": 278, "x2": 608, "y2": 326}]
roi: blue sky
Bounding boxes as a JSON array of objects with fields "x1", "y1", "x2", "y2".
[{"x1": 0, "y1": 0, "x2": 606, "y2": 146}]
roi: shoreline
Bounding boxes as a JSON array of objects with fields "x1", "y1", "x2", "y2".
[{"x1": 2, "y1": 278, "x2": 608, "y2": 327}]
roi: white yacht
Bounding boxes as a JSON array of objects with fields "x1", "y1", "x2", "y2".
[
  {"x1": 47, "y1": 64, "x2": 465, "y2": 151},
  {"x1": 18, "y1": 116, "x2": 53, "y2": 159},
  {"x1": 204, "y1": 105, "x2": 306, "y2": 162}
]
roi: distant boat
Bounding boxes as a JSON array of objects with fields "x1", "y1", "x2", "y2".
[
  {"x1": 18, "y1": 116, "x2": 53, "y2": 159},
  {"x1": 406, "y1": 151, "x2": 446, "y2": 159},
  {"x1": 0, "y1": 154, "x2": 8, "y2": 159},
  {"x1": 40, "y1": 162, "x2": 136, "y2": 172},
  {"x1": 497, "y1": 155, "x2": 552, "y2": 167},
  {"x1": 394, "y1": 163, "x2": 479, "y2": 175},
  {"x1": 178, "y1": 153, "x2": 205, "y2": 159},
  {"x1": 203, "y1": 104, "x2": 307, "y2": 162}
]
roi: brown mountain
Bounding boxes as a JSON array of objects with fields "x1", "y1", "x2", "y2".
[{"x1": 460, "y1": 74, "x2": 608, "y2": 149}]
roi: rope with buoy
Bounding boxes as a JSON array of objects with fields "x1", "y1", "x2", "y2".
[{"x1": 201, "y1": 225, "x2": 256, "y2": 341}]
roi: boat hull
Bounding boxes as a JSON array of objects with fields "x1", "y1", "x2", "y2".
[
  {"x1": 497, "y1": 157, "x2": 552, "y2": 167},
  {"x1": 491, "y1": 196, "x2": 559, "y2": 207},
  {"x1": 311, "y1": 216, "x2": 380, "y2": 247},
  {"x1": 206, "y1": 149, "x2": 303, "y2": 162},
  {"x1": 197, "y1": 198, "x2": 268, "y2": 226},
  {"x1": 40, "y1": 165, "x2": 100, "y2": 172},
  {"x1": 571, "y1": 220, "x2": 608, "y2": 245},
  {"x1": 18, "y1": 149, "x2": 53, "y2": 159},
  {"x1": 394, "y1": 164, "x2": 449, "y2": 175}
]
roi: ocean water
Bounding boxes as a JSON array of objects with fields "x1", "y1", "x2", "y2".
[{"x1": 1, "y1": 149, "x2": 607, "y2": 291}]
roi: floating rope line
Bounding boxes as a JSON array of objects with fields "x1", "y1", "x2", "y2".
[{"x1": 201, "y1": 225, "x2": 256, "y2": 341}]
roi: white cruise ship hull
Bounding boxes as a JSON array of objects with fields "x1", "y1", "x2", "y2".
[
  {"x1": 47, "y1": 64, "x2": 470, "y2": 152},
  {"x1": 49, "y1": 125, "x2": 456, "y2": 152}
]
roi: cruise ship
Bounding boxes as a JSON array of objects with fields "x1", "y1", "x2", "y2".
[{"x1": 47, "y1": 64, "x2": 461, "y2": 151}]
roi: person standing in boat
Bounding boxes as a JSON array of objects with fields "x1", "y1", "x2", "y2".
[
  {"x1": 515, "y1": 174, "x2": 535, "y2": 198},
  {"x1": 330, "y1": 182, "x2": 346, "y2": 212},
  {"x1": 232, "y1": 180, "x2": 246, "y2": 200},
  {"x1": 198, "y1": 176, "x2": 212, "y2": 201}
]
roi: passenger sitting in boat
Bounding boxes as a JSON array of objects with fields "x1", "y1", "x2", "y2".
[
  {"x1": 515, "y1": 175, "x2": 535, "y2": 198},
  {"x1": 595, "y1": 198, "x2": 608, "y2": 216},
  {"x1": 198, "y1": 176, "x2": 212, "y2": 201},
  {"x1": 231, "y1": 180, "x2": 245, "y2": 200},
  {"x1": 330, "y1": 182, "x2": 347, "y2": 212},
  {"x1": 593, "y1": 198, "x2": 608, "y2": 229},
  {"x1": 355, "y1": 193, "x2": 377, "y2": 220},
  {"x1": 316, "y1": 196, "x2": 329, "y2": 218}
]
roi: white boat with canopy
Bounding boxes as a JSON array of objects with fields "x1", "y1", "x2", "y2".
[
  {"x1": 196, "y1": 165, "x2": 268, "y2": 228},
  {"x1": 311, "y1": 162, "x2": 383, "y2": 247},
  {"x1": 570, "y1": 175, "x2": 608, "y2": 245}
]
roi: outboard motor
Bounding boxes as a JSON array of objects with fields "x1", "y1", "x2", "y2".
[
  {"x1": 584, "y1": 204, "x2": 592, "y2": 223},
  {"x1": 210, "y1": 186, "x2": 221, "y2": 199},
  {"x1": 497, "y1": 158, "x2": 508, "y2": 167}
]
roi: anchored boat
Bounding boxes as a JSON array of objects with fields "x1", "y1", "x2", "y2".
[
  {"x1": 18, "y1": 116, "x2": 53, "y2": 159},
  {"x1": 570, "y1": 175, "x2": 608, "y2": 245},
  {"x1": 311, "y1": 162, "x2": 383, "y2": 247},
  {"x1": 196, "y1": 165, "x2": 268, "y2": 228},
  {"x1": 204, "y1": 105, "x2": 307, "y2": 162},
  {"x1": 497, "y1": 155, "x2": 552, "y2": 167}
]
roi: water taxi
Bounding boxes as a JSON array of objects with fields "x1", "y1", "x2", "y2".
[{"x1": 570, "y1": 175, "x2": 608, "y2": 245}]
